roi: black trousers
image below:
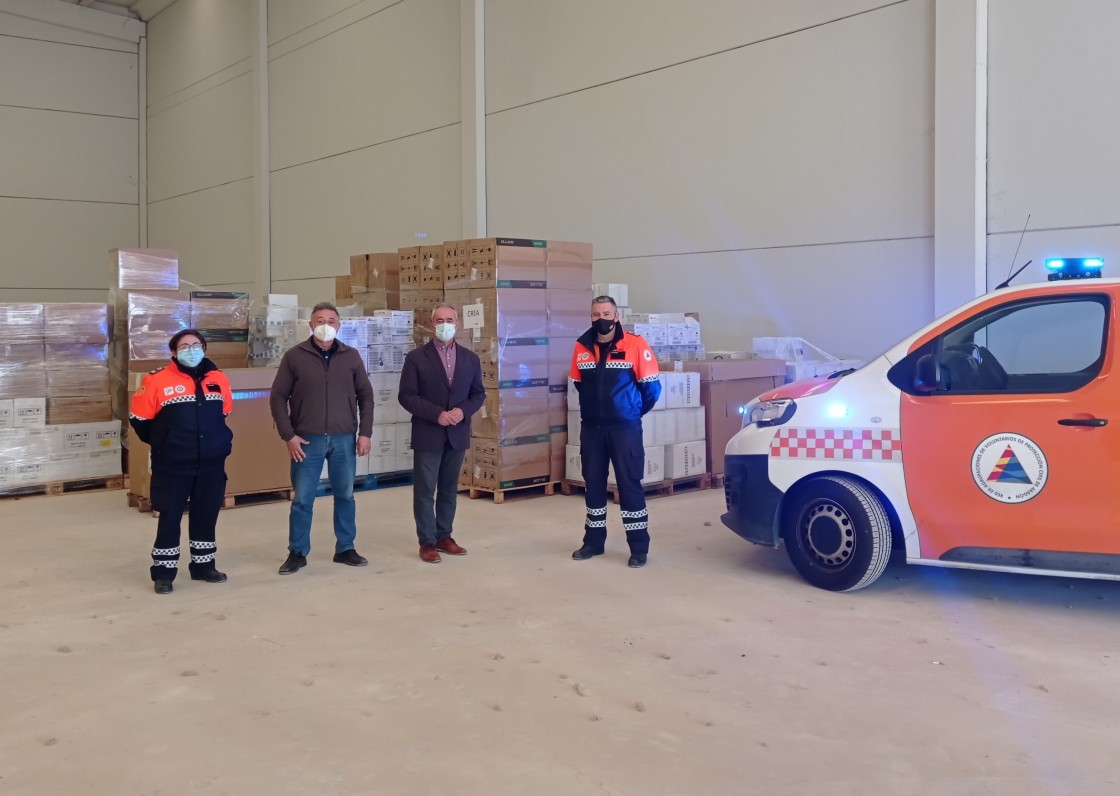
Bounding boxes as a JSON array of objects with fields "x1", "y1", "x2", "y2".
[
  {"x1": 413, "y1": 444, "x2": 467, "y2": 546},
  {"x1": 579, "y1": 423, "x2": 649, "y2": 555},
  {"x1": 149, "y1": 468, "x2": 226, "y2": 582}
]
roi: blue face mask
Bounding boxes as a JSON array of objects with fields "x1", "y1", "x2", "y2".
[{"x1": 176, "y1": 346, "x2": 204, "y2": 368}]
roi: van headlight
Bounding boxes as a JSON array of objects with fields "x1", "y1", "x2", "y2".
[{"x1": 742, "y1": 398, "x2": 796, "y2": 428}]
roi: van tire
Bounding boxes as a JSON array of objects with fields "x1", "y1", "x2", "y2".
[{"x1": 781, "y1": 476, "x2": 892, "y2": 592}]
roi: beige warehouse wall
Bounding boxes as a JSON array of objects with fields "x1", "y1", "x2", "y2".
[
  {"x1": 0, "y1": 7, "x2": 139, "y2": 303},
  {"x1": 267, "y1": 0, "x2": 462, "y2": 304},
  {"x1": 985, "y1": 0, "x2": 1120, "y2": 288},
  {"x1": 7, "y1": 0, "x2": 1116, "y2": 358},
  {"x1": 485, "y1": 0, "x2": 933, "y2": 360},
  {"x1": 145, "y1": 0, "x2": 257, "y2": 296}
]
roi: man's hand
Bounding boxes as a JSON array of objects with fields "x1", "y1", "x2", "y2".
[
  {"x1": 286, "y1": 435, "x2": 309, "y2": 462},
  {"x1": 437, "y1": 411, "x2": 453, "y2": 426},
  {"x1": 448, "y1": 407, "x2": 465, "y2": 424},
  {"x1": 356, "y1": 435, "x2": 372, "y2": 456}
]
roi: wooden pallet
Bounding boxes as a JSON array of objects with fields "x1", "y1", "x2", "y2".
[
  {"x1": 0, "y1": 474, "x2": 125, "y2": 500},
  {"x1": 710, "y1": 473, "x2": 725, "y2": 490},
  {"x1": 128, "y1": 486, "x2": 293, "y2": 516},
  {"x1": 466, "y1": 480, "x2": 559, "y2": 505},
  {"x1": 561, "y1": 473, "x2": 712, "y2": 503},
  {"x1": 315, "y1": 470, "x2": 412, "y2": 497}
]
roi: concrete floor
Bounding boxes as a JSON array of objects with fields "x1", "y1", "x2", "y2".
[{"x1": 1, "y1": 484, "x2": 1118, "y2": 796}]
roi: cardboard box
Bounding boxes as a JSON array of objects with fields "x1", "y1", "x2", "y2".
[
  {"x1": 110, "y1": 248, "x2": 179, "y2": 291},
  {"x1": 442, "y1": 240, "x2": 468, "y2": 290},
  {"x1": 336, "y1": 275, "x2": 352, "y2": 300},
  {"x1": 368, "y1": 253, "x2": 402, "y2": 291},
  {"x1": 452, "y1": 238, "x2": 547, "y2": 289},
  {"x1": 547, "y1": 384, "x2": 567, "y2": 431},
  {"x1": 680, "y1": 358, "x2": 786, "y2": 382},
  {"x1": 0, "y1": 399, "x2": 12, "y2": 427},
  {"x1": 592, "y1": 282, "x2": 628, "y2": 307},
  {"x1": 471, "y1": 435, "x2": 550, "y2": 490},
  {"x1": 471, "y1": 337, "x2": 550, "y2": 389},
  {"x1": 664, "y1": 371, "x2": 701, "y2": 408},
  {"x1": 190, "y1": 292, "x2": 251, "y2": 330},
  {"x1": 12, "y1": 397, "x2": 46, "y2": 428},
  {"x1": 370, "y1": 372, "x2": 402, "y2": 424},
  {"x1": 46, "y1": 364, "x2": 110, "y2": 398},
  {"x1": 47, "y1": 396, "x2": 112, "y2": 425},
  {"x1": 398, "y1": 247, "x2": 421, "y2": 289},
  {"x1": 1, "y1": 343, "x2": 45, "y2": 365},
  {"x1": 43, "y1": 303, "x2": 110, "y2": 344},
  {"x1": 0, "y1": 303, "x2": 45, "y2": 343},
  {"x1": 467, "y1": 287, "x2": 548, "y2": 340},
  {"x1": 418, "y1": 246, "x2": 444, "y2": 289},
  {"x1": 664, "y1": 441, "x2": 707, "y2": 479},
  {"x1": 546, "y1": 288, "x2": 593, "y2": 340},
  {"x1": 473, "y1": 385, "x2": 549, "y2": 439},
  {"x1": 549, "y1": 430, "x2": 567, "y2": 482},
  {"x1": 0, "y1": 363, "x2": 47, "y2": 399},
  {"x1": 546, "y1": 241, "x2": 593, "y2": 290}
]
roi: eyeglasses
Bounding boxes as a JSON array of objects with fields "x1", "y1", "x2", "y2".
[{"x1": 176, "y1": 344, "x2": 204, "y2": 354}]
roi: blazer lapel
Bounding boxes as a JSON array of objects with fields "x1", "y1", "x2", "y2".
[{"x1": 425, "y1": 341, "x2": 454, "y2": 395}]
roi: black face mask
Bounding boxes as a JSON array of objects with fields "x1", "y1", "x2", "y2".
[{"x1": 592, "y1": 318, "x2": 615, "y2": 336}]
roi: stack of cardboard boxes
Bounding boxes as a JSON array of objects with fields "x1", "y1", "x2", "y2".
[
  {"x1": 0, "y1": 301, "x2": 121, "y2": 490},
  {"x1": 334, "y1": 309, "x2": 415, "y2": 478},
  {"x1": 344, "y1": 252, "x2": 402, "y2": 314},
  {"x1": 108, "y1": 249, "x2": 252, "y2": 426},
  {"x1": 108, "y1": 248, "x2": 184, "y2": 424},
  {"x1": 396, "y1": 244, "x2": 445, "y2": 345},
  {"x1": 439, "y1": 238, "x2": 591, "y2": 493},
  {"x1": 189, "y1": 291, "x2": 251, "y2": 363}
]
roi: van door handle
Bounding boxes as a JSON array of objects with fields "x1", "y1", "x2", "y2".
[{"x1": 1058, "y1": 418, "x2": 1108, "y2": 427}]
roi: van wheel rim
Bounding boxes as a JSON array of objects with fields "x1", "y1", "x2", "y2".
[{"x1": 800, "y1": 502, "x2": 855, "y2": 569}]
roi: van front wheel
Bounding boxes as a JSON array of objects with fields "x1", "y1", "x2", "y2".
[{"x1": 782, "y1": 476, "x2": 892, "y2": 592}]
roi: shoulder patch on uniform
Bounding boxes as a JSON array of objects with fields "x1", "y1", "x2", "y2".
[
  {"x1": 149, "y1": 366, "x2": 165, "y2": 375},
  {"x1": 643, "y1": 350, "x2": 652, "y2": 361}
]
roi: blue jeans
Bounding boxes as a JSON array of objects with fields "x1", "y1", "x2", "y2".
[{"x1": 288, "y1": 433, "x2": 357, "y2": 556}]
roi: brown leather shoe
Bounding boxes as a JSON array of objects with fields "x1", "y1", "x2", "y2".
[
  {"x1": 419, "y1": 544, "x2": 441, "y2": 563},
  {"x1": 435, "y1": 537, "x2": 467, "y2": 556}
]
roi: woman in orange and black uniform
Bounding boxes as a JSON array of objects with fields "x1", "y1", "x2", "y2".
[{"x1": 129, "y1": 329, "x2": 234, "y2": 594}]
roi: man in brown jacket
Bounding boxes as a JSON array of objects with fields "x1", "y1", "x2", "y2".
[{"x1": 270, "y1": 302, "x2": 374, "y2": 575}]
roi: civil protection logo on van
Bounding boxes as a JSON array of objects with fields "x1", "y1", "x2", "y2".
[{"x1": 971, "y1": 433, "x2": 1048, "y2": 503}]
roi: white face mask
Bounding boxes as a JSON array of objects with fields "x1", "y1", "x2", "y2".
[
  {"x1": 434, "y1": 322, "x2": 456, "y2": 342},
  {"x1": 313, "y1": 323, "x2": 337, "y2": 343}
]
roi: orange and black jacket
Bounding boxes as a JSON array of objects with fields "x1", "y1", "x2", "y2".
[
  {"x1": 569, "y1": 322, "x2": 661, "y2": 427},
  {"x1": 129, "y1": 359, "x2": 233, "y2": 474}
]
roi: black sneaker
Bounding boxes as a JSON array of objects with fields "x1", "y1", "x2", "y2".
[
  {"x1": 572, "y1": 545, "x2": 604, "y2": 561},
  {"x1": 333, "y1": 549, "x2": 368, "y2": 567},
  {"x1": 190, "y1": 569, "x2": 228, "y2": 583},
  {"x1": 628, "y1": 554, "x2": 647, "y2": 568},
  {"x1": 154, "y1": 579, "x2": 173, "y2": 594},
  {"x1": 279, "y1": 552, "x2": 307, "y2": 575}
]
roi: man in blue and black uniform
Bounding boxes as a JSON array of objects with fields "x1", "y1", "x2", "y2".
[{"x1": 568, "y1": 295, "x2": 661, "y2": 567}]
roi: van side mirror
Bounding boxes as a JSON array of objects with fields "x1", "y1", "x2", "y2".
[{"x1": 914, "y1": 354, "x2": 941, "y2": 394}]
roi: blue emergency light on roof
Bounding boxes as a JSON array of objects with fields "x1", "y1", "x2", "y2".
[{"x1": 1046, "y1": 257, "x2": 1104, "y2": 281}]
